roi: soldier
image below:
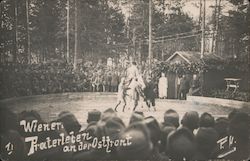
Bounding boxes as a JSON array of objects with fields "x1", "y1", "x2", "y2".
[{"x1": 178, "y1": 75, "x2": 190, "y2": 100}]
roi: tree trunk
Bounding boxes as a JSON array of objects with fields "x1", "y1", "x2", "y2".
[
  {"x1": 66, "y1": 0, "x2": 70, "y2": 63},
  {"x1": 211, "y1": 0, "x2": 218, "y2": 53},
  {"x1": 201, "y1": 0, "x2": 206, "y2": 58},
  {"x1": 0, "y1": 2, "x2": 4, "y2": 63},
  {"x1": 148, "y1": 0, "x2": 152, "y2": 66},
  {"x1": 199, "y1": 0, "x2": 202, "y2": 26},
  {"x1": 214, "y1": 0, "x2": 221, "y2": 55},
  {"x1": 73, "y1": 0, "x2": 78, "y2": 70},
  {"x1": 26, "y1": 0, "x2": 31, "y2": 64},
  {"x1": 13, "y1": 0, "x2": 18, "y2": 63}
]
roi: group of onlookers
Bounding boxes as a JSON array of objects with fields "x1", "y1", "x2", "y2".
[
  {"x1": 0, "y1": 62, "x2": 88, "y2": 99},
  {"x1": 1, "y1": 106, "x2": 250, "y2": 161},
  {"x1": 0, "y1": 59, "x2": 157, "y2": 99}
]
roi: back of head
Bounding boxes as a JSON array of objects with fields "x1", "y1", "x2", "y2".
[
  {"x1": 87, "y1": 109, "x2": 101, "y2": 124},
  {"x1": 181, "y1": 111, "x2": 199, "y2": 132},
  {"x1": 129, "y1": 112, "x2": 144, "y2": 125},
  {"x1": 144, "y1": 116, "x2": 161, "y2": 145},
  {"x1": 199, "y1": 112, "x2": 215, "y2": 128},
  {"x1": 225, "y1": 112, "x2": 250, "y2": 160},
  {"x1": 195, "y1": 127, "x2": 219, "y2": 156},
  {"x1": 101, "y1": 108, "x2": 117, "y2": 120},
  {"x1": 214, "y1": 117, "x2": 229, "y2": 138},
  {"x1": 83, "y1": 122, "x2": 98, "y2": 139},
  {"x1": 58, "y1": 111, "x2": 81, "y2": 134},
  {"x1": 161, "y1": 125, "x2": 176, "y2": 153},
  {"x1": 1, "y1": 130, "x2": 26, "y2": 161},
  {"x1": 117, "y1": 122, "x2": 153, "y2": 160},
  {"x1": 96, "y1": 116, "x2": 125, "y2": 140},
  {"x1": 167, "y1": 127, "x2": 196, "y2": 161},
  {"x1": 0, "y1": 107, "x2": 18, "y2": 134},
  {"x1": 164, "y1": 109, "x2": 179, "y2": 128},
  {"x1": 228, "y1": 109, "x2": 239, "y2": 121},
  {"x1": 229, "y1": 112, "x2": 250, "y2": 140}
]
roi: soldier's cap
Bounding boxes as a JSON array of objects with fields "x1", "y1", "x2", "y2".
[{"x1": 87, "y1": 109, "x2": 101, "y2": 123}]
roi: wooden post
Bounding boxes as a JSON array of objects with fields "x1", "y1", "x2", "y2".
[{"x1": 161, "y1": 37, "x2": 164, "y2": 61}]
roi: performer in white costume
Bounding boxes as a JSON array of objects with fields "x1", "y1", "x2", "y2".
[
  {"x1": 125, "y1": 62, "x2": 145, "y2": 111},
  {"x1": 126, "y1": 62, "x2": 140, "y2": 82},
  {"x1": 158, "y1": 72, "x2": 168, "y2": 99},
  {"x1": 114, "y1": 77, "x2": 127, "y2": 112}
]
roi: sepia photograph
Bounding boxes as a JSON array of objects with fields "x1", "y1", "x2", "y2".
[{"x1": 0, "y1": 0, "x2": 250, "y2": 160}]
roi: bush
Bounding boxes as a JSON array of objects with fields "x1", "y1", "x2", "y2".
[{"x1": 204, "y1": 89, "x2": 250, "y2": 102}]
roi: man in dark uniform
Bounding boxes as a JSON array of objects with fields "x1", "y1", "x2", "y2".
[
  {"x1": 178, "y1": 75, "x2": 190, "y2": 100},
  {"x1": 144, "y1": 77, "x2": 157, "y2": 111}
]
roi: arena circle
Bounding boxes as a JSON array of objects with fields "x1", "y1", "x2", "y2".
[{"x1": 0, "y1": 92, "x2": 233, "y2": 126}]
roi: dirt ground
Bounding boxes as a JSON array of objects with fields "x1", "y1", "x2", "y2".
[{"x1": 0, "y1": 92, "x2": 234, "y2": 127}]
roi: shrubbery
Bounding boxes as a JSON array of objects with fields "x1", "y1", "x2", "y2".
[{"x1": 204, "y1": 89, "x2": 250, "y2": 102}]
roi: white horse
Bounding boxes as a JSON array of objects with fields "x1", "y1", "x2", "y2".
[{"x1": 126, "y1": 74, "x2": 146, "y2": 111}]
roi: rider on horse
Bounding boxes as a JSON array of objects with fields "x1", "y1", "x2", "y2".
[{"x1": 125, "y1": 61, "x2": 145, "y2": 111}]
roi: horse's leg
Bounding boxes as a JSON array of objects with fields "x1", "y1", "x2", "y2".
[
  {"x1": 122, "y1": 98, "x2": 127, "y2": 112},
  {"x1": 114, "y1": 100, "x2": 121, "y2": 112},
  {"x1": 152, "y1": 98, "x2": 156, "y2": 111},
  {"x1": 133, "y1": 97, "x2": 139, "y2": 111}
]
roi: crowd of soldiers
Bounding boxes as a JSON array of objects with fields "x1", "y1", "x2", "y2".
[
  {"x1": 0, "y1": 57, "x2": 157, "y2": 99},
  {"x1": 1, "y1": 106, "x2": 250, "y2": 161}
]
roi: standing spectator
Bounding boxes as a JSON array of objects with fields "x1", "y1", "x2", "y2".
[
  {"x1": 107, "y1": 57, "x2": 113, "y2": 70},
  {"x1": 158, "y1": 73, "x2": 168, "y2": 99},
  {"x1": 111, "y1": 71, "x2": 119, "y2": 92},
  {"x1": 178, "y1": 75, "x2": 190, "y2": 100},
  {"x1": 95, "y1": 74, "x2": 102, "y2": 92},
  {"x1": 107, "y1": 71, "x2": 112, "y2": 92},
  {"x1": 102, "y1": 72, "x2": 109, "y2": 92},
  {"x1": 91, "y1": 72, "x2": 97, "y2": 92},
  {"x1": 144, "y1": 77, "x2": 157, "y2": 111},
  {"x1": 189, "y1": 74, "x2": 200, "y2": 96}
]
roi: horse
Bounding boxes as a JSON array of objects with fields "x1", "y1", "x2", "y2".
[{"x1": 125, "y1": 75, "x2": 146, "y2": 111}]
